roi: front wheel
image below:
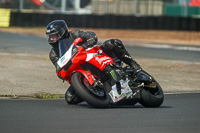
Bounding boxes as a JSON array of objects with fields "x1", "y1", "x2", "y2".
[
  {"x1": 71, "y1": 72, "x2": 110, "y2": 108},
  {"x1": 139, "y1": 81, "x2": 164, "y2": 107}
]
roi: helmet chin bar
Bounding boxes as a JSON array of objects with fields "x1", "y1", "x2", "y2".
[{"x1": 47, "y1": 32, "x2": 62, "y2": 43}]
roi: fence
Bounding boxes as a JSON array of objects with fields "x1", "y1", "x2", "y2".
[
  {"x1": 1, "y1": 0, "x2": 200, "y2": 31},
  {"x1": 9, "y1": 12, "x2": 200, "y2": 31},
  {"x1": 0, "y1": 0, "x2": 196, "y2": 16},
  {"x1": 92, "y1": 0, "x2": 163, "y2": 16}
]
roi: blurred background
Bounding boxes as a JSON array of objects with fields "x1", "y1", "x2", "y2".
[
  {"x1": 1, "y1": 0, "x2": 200, "y2": 30},
  {"x1": 1, "y1": 0, "x2": 200, "y2": 16}
]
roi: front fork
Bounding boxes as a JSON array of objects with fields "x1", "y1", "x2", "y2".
[
  {"x1": 73, "y1": 70, "x2": 95, "y2": 86},
  {"x1": 74, "y1": 70, "x2": 105, "y2": 90}
]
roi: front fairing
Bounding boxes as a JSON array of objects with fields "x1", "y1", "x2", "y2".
[{"x1": 56, "y1": 38, "x2": 95, "y2": 85}]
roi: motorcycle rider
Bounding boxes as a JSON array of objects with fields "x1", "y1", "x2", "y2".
[{"x1": 46, "y1": 20, "x2": 142, "y2": 104}]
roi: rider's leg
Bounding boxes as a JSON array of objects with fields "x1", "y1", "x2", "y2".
[{"x1": 100, "y1": 39, "x2": 142, "y2": 75}]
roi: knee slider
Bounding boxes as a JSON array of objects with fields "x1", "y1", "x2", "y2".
[
  {"x1": 65, "y1": 87, "x2": 75, "y2": 102},
  {"x1": 65, "y1": 86, "x2": 83, "y2": 104},
  {"x1": 100, "y1": 39, "x2": 126, "y2": 58}
]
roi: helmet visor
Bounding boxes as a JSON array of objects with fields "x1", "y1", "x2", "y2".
[{"x1": 47, "y1": 32, "x2": 61, "y2": 43}]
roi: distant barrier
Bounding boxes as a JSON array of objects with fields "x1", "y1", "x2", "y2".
[
  {"x1": 9, "y1": 12, "x2": 200, "y2": 31},
  {"x1": 0, "y1": 8, "x2": 11, "y2": 27}
]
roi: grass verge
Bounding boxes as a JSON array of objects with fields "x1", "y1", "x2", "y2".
[
  {"x1": 0, "y1": 93, "x2": 63, "y2": 99},
  {"x1": 33, "y1": 93, "x2": 60, "y2": 99},
  {"x1": 0, "y1": 94, "x2": 19, "y2": 98}
]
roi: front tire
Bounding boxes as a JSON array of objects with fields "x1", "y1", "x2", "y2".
[{"x1": 71, "y1": 72, "x2": 110, "y2": 108}]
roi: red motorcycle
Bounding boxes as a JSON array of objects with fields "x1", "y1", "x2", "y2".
[{"x1": 57, "y1": 38, "x2": 164, "y2": 108}]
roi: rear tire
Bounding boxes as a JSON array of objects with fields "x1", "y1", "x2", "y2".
[
  {"x1": 71, "y1": 72, "x2": 110, "y2": 108},
  {"x1": 139, "y1": 81, "x2": 164, "y2": 107}
]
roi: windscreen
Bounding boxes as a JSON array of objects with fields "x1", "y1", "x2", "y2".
[{"x1": 58, "y1": 39, "x2": 75, "y2": 57}]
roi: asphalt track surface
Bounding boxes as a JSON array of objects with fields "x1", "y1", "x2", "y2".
[{"x1": 0, "y1": 93, "x2": 200, "y2": 133}]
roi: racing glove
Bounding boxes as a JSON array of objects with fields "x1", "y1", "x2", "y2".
[{"x1": 80, "y1": 37, "x2": 97, "y2": 49}]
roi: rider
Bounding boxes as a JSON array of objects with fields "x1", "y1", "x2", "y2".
[{"x1": 46, "y1": 20, "x2": 142, "y2": 104}]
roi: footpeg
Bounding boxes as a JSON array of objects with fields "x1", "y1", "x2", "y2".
[{"x1": 129, "y1": 82, "x2": 144, "y2": 90}]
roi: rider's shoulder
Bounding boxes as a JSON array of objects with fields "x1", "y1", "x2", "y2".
[
  {"x1": 71, "y1": 29, "x2": 81, "y2": 34},
  {"x1": 69, "y1": 29, "x2": 81, "y2": 38}
]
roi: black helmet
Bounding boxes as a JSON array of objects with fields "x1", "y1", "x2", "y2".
[{"x1": 46, "y1": 20, "x2": 68, "y2": 46}]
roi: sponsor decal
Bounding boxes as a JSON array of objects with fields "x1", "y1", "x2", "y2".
[
  {"x1": 114, "y1": 93, "x2": 126, "y2": 102},
  {"x1": 95, "y1": 56, "x2": 111, "y2": 64},
  {"x1": 95, "y1": 56, "x2": 113, "y2": 69},
  {"x1": 86, "y1": 72, "x2": 90, "y2": 75},
  {"x1": 72, "y1": 45, "x2": 78, "y2": 54},
  {"x1": 110, "y1": 70, "x2": 117, "y2": 81},
  {"x1": 73, "y1": 48, "x2": 77, "y2": 53},
  {"x1": 60, "y1": 56, "x2": 65, "y2": 63}
]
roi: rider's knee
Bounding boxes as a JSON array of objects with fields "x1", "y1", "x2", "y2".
[
  {"x1": 112, "y1": 39, "x2": 125, "y2": 49},
  {"x1": 65, "y1": 86, "x2": 83, "y2": 104},
  {"x1": 100, "y1": 39, "x2": 126, "y2": 58}
]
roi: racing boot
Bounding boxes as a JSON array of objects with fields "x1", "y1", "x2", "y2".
[
  {"x1": 120, "y1": 52, "x2": 143, "y2": 89},
  {"x1": 120, "y1": 51, "x2": 142, "y2": 76}
]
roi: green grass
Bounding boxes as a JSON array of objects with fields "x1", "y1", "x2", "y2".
[
  {"x1": 0, "y1": 94, "x2": 19, "y2": 98},
  {"x1": 0, "y1": 93, "x2": 61, "y2": 99},
  {"x1": 33, "y1": 93, "x2": 60, "y2": 99}
]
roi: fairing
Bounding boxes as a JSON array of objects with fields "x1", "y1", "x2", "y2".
[{"x1": 56, "y1": 38, "x2": 112, "y2": 85}]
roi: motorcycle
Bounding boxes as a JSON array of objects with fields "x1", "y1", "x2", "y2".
[{"x1": 57, "y1": 38, "x2": 164, "y2": 108}]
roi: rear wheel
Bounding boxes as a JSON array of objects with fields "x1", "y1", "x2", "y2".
[
  {"x1": 139, "y1": 81, "x2": 164, "y2": 107},
  {"x1": 71, "y1": 72, "x2": 110, "y2": 108}
]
